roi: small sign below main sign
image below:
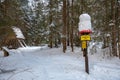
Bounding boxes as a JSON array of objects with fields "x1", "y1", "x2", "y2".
[{"x1": 82, "y1": 41, "x2": 87, "y2": 49}]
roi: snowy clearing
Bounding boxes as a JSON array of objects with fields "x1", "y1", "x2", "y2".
[{"x1": 0, "y1": 46, "x2": 120, "y2": 80}]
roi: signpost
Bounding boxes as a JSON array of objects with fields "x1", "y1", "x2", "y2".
[
  {"x1": 78, "y1": 14, "x2": 92, "y2": 74},
  {"x1": 81, "y1": 35, "x2": 91, "y2": 74}
]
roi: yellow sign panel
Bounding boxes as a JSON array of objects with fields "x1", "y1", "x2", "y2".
[
  {"x1": 81, "y1": 35, "x2": 91, "y2": 41},
  {"x1": 82, "y1": 41, "x2": 87, "y2": 49}
]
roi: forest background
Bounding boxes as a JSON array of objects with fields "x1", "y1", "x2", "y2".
[{"x1": 0, "y1": 0, "x2": 120, "y2": 57}]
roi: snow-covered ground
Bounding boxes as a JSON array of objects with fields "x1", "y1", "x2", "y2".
[{"x1": 0, "y1": 46, "x2": 120, "y2": 80}]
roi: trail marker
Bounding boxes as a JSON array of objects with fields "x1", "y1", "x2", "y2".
[{"x1": 78, "y1": 13, "x2": 92, "y2": 74}]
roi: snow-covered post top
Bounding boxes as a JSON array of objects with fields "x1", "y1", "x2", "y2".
[{"x1": 78, "y1": 13, "x2": 92, "y2": 34}]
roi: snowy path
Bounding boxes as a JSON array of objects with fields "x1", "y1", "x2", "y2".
[{"x1": 0, "y1": 47, "x2": 120, "y2": 80}]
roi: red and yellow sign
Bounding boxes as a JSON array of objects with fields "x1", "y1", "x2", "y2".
[{"x1": 80, "y1": 35, "x2": 91, "y2": 41}]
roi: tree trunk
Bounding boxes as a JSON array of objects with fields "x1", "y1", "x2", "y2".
[
  {"x1": 119, "y1": 2, "x2": 120, "y2": 59},
  {"x1": 70, "y1": 0, "x2": 74, "y2": 52},
  {"x1": 67, "y1": 0, "x2": 70, "y2": 46},
  {"x1": 105, "y1": 0, "x2": 109, "y2": 48},
  {"x1": 49, "y1": 0, "x2": 53, "y2": 48},
  {"x1": 62, "y1": 0, "x2": 67, "y2": 53},
  {"x1": 116, "y1": 0, "x2": 120, "y2": 58},
  {"x1": 111, "y1": 0, "x2": 117, "y2": 56}
]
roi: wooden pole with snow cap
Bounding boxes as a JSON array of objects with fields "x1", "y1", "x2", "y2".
[{"x1": 78, "y1": 13, "x2": 92, "y2": 74}]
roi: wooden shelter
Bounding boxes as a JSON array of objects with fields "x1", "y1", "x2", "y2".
[{"x1": 0, "y1": 26, "x2": 27, "y2": 49}]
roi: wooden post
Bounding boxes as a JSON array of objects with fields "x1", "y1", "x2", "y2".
[{"x1": 83, "y1": 48, "x2": 89, "y2": 74}]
